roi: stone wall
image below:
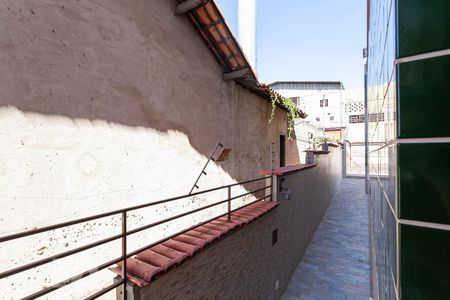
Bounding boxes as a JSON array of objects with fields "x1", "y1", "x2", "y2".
[
  {"x1": 130, "y1": 147, "x2": 342, "y2": 300},
  {"x1": 0, "y1": 0, "x2": 290, "y2": 298}
]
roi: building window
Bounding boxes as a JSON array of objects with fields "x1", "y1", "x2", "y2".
[
  {"x1": 368, "y1": 113, "x2": 377, "y2": 122},
  {"x1": 349, "y1": 115, "x2": 360, "y2": 123},
  {"x1": 349, "y1": 113, "x2": 385, "y2": 123},
  {"x1": 320, "y1": 98, "x2": 328, "y2": 107},
  {"x1": 291, "y1": 96, "x2": 300, "y2": 106},
  {"x1": 330, "y1": 116, "x2": 334, "y2": 121}
]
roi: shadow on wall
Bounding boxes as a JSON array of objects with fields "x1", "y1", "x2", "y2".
[
  {"x1": 0, "y1": 0, "x2": 297, "y2": 227},
  {"x1": 287, "y1": 131, "x2": 302, "y2": 165},
  {"x1": 0, "y1": 0, "x2": 294, "y2": 178},
  {"x1": 0, "y1": 1, "x2": 300, "y2": 298}
]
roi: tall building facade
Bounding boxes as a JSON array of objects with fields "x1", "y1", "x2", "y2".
[
  {"x1": 238, "y1": 0, "x2": 256, "y2": 69},
  {"x1": 367, "y1": 0, "x2": 450, "y2": 299}
]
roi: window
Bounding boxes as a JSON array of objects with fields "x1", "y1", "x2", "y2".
[
  {"x1": 330, "y1": 116, "x2": 334, "y2": 121},
  {"x1": 291, "y1": 96, "x2": 300, "y2": 106},
  {"x1": 320, "y1": 98, "x2": 328, "y2": 107},
  {"x1": 349, "y1": 115, "x2": 360, "y2": 123},
  {"x1": 349, "y1": 113, "x2": 385, "y2": 123},
  {"x1": 368, "y1": 113, "x2": 378, "y2": 122}
]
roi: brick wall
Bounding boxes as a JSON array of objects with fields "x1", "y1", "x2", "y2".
[{"x1": 120, "y1": 148, "x2": 342, "y2": 300}]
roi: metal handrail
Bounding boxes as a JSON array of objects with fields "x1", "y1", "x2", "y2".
[
  {"x1": 0, "y1": 175, "x2": 273, "y2": 300},
  {"x1": 0, "y1": 176, "x2": 270, "y2": 243}
]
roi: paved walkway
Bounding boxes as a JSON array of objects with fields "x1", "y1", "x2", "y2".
[{"x1": 282, "y1": 178, "x2": 370, "y2": 300}]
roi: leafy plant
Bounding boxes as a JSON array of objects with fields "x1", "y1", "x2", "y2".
[
  {"x1": 313, "y1": 136, "x2": 337, "y2": 146},
  {"x1": 262, "y1": 85, "x2": 307, "y2": 139}
]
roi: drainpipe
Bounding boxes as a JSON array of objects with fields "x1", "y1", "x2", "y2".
[{"x1": 364, "y1": 62, "x2": 369, "y2": 194}]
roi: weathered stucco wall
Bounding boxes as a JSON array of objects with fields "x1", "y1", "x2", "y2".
[
  {"x1": 126, "y1": 148, "x2": 342, "y2": 300},
  {"x1": 0, "y1": 0, "x2": 290, "y2": 298}
]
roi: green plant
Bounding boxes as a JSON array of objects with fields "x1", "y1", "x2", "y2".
[
  {"x1": 313, "y1": 136, "x2": 337, "y2": 146},
  {"x1": 264, "y1": 86, "x2": 307, "y2": 139}
]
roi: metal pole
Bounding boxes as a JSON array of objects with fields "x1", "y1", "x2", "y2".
[
  {"x1": 270, "y1": 176, "x2": 273, "y2": 202},
  {"x1": 121, "y1": 211, "x2": 127, "y2": 300},
  {"x1": 364, "y1": 63, "x2": 369, "y2": 194},
  {"x1": 189, "y1": 141, "x2": 223, "y2": 194},
  {"x1": 227, "y1": 186, "x2": 231, "y2": 222}
]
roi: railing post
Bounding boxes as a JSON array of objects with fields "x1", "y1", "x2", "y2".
[
  {"x1": 121, "y1": 211, "x2": 127, "y2": 300},
  {"x1": 271, "y1": 175, "x2": 277, "y2": 202},
  {"x1": 270, "y1": 175, "x2": 274, "y2": 202},
  {"x1": 227, "y1": 186, "x2": 231, "y2": 222}
]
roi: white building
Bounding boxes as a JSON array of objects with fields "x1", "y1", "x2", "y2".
[
  {"x1": 269, "y1": 81, "x2": 345, "y2": 130},
  {"x1": 238, "y1": 0, "x2": 257, "y2": 70},
  {"x1": 344, "y1": 88, "x2": 387, "y2": 175},
  {"x1": 344, "y1": 89, "x2": 365, "y2": 142},
  {"x1": 343, "y1": 89, "x2": 365, "y2": 174}
]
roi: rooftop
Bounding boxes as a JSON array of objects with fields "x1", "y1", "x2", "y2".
[
  {"x1": 269, "y1": 81, "x2": 345, "y2": 91},
  {"x1": 183, "y1": 0, "x2": 273, "y2": 101}
]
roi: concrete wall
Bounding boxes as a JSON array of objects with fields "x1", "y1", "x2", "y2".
[
  {"x1": 0, "y1": 0, "x2": 290, "y2": 298},
  {"x1": 131, "y1": 147, "x2": 342, "y2": 300},
  {"x1": 287, "y1": 121, "x2": 325, "y2": 165}
]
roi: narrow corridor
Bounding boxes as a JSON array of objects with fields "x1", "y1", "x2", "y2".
[{"x1": 282, "y1": 178, "x2": 370, "y2": 300}]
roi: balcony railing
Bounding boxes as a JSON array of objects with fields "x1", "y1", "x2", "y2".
[{"x1": 0, "y1": 176, "x2": 273, "y2": 299}]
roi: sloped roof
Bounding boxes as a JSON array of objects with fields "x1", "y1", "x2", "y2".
[
  {"x1": 179, "y1": 0, "x2": 274, "y2": 101},
  {"x1": 269, "y1": 81, "x2": 345, "y2": 90}
]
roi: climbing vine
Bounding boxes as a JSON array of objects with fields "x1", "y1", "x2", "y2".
[{"x1": 263, "y1": 85, "x2": 307, "y2": 139}]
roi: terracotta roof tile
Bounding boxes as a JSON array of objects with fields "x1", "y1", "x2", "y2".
[
  {"x1": 118, "y1": 258, "x2": 161, "y2": 282},
  {"x1": 110, "y1": 201, "x2": 278, "y2": 287},
  {"x1": 184, "y1": 229, "x2": 216, "y2": 243},
  {"x1": 210, "y1": 219, "x2": 241, "y2": 230},
  {"x1": 191, "y1": 226, "x2": 223, "y2": 238},
  {"x1": 136, "y1": 249, "x2": 178, "y2": 270},
  {"x1": 150, "y1": 244, "x2": 190, "y2": 263},
  {"x1": 173, "y1": 234, "x2": 209, "y2": 248},
  {"x1": 162, "y1": 239, "x2": 200, "y2": 256},
  {"x1": 201, "y1": 223, "x2": 232, "y2": 234}
]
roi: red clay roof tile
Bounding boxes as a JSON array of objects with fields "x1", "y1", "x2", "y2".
[
  {"x1": 184, "y1": 230, "x2": 216, "y2": 243},
  {"x1": 201, "y1": 223, "x2": 232, "y2": 234},
  {"x1": 162, "y1": 239, "x2": 200, "y2": 256},
  {"x1": 136, "y1": 250, "x2": 177, "y2": 270},
  {"x1": 150, "y1": 244, "x2": 189, "y2": 263},
  {"x1": 173, "y1": 234, "x2": 209, "y2": 248},
  {"x1": 118, "y1": 258, "x2": 161, "y2": 282},
  {"x1": 110, "y1": 265, "x2": 150, "y2": 287},
  {"x1": 210, "y1": 219, "x2": 239, "y2": 230},
  {"x1": 191, "y1": 226, "x2": 222, "y2": 238},
  {"x1": 110, "y1": 201, "x2": 278, "y2": 287}
]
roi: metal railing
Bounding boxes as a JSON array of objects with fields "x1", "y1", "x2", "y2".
[{"x1": 0, "y1": 176, "x2": 273, "y2": 300}]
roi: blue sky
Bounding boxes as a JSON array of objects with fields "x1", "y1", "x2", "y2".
[{"x1": 216, "y1": 0, "x2": 367, "y2": 89}]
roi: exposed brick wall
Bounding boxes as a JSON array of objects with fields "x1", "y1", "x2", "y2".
[{"x1": 120, "y1": 148, "x2": 342, "y2": 300}]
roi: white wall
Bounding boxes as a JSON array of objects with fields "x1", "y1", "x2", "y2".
[{"x1": 273, "y1": 88, "x2": 344, "y2": 130}]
